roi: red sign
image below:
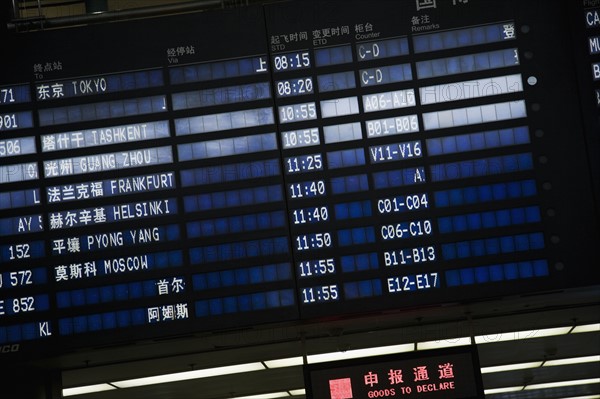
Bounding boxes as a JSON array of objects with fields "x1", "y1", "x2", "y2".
[{"x1": 305, "y1": 346, "x2": 484, "y2": 399}]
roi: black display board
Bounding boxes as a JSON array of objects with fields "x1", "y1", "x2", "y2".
[{"x1": 1, "y1": 0, "x2": 598, "y2": 361}]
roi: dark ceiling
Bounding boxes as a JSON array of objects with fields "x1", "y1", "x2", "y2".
[{"x1": 35, "y1": 285, "x2": 600, "y2": 399}]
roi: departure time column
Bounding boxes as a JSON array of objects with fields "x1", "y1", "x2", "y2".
[{"x1": 270, "y1": 45, "x2": 342, "y2": 313}]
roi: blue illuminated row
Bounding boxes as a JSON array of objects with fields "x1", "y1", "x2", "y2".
[
  {"x1": 314, "y1": 44, "x2": 353, "y2": 67},
  {"x1": 196, "y1": 289, "x2": 294, "y2": 317},
  {"x1": 372, "y1": 167, "x2": 426, "y2": 190},
  {"x1": 434, "y1": 180, "x2": 537, "y2": 208},
  {"x1": 413, "y1": 22, "x2": 516, "y2": 54},
  {"x1": 369, "y1": 141, "x2": 422, "y2": 164},
  {"x1": 442, "y1": 232, "x2": 545, "y2": 261},
  {"x1": 48, "y1": 199, "x2": 176, "y2": 230},
  {"x1": 0, "y1": 162, "x2": 36, "y2": 185},
  {"x1": 183, "y1": 185, "x2": 283, "y2": 212},
  {"x1": 38, "y1": 96, "x2": 166, "y2": 126},
  {"x1": 170, "y1": 56, "x2": 268, "y2": 84},
  {"x1": 427, "y1": 127, "x2": 530, "y2": 156},
  {"x1": 438, "y1": 206, "x2": 541, "y2": 234},
  {"x1": 335, "y1": 200, "x2": 372, "y2": 220},
  {"x1": 359, "y1": 63, "x2": 413, "y2": 87},
  {"x1": 178, "y1": 133, "x2": 277, "y2": 161},
  {"x1": 0, "y1": 215, "x2": 43, "y2": 236},
  {"x1": 43, "y1": 146, "x2": 173, "y2": 179},
  {"x1": 345, "y1": 279, "x2": 382, "y2": 299},
  {"x1": 0, "y1": 137, "x2": 35, "y2": 160},
  {"x1": 59, "y1": 302, "x2": 189, "y2": 334},
  {"x1": 446, "y1": 260, "x2": 549, "y2": 287},
  {"x1": 0, "y1": 241, "x2": 45, "y2": 263},
  {"x1": 376, "y1": 193, "x2": 430, "y2": 215},
  {"x1": 331, "y1": 174, "x2": 370, "y2": 194},
  {"x1": 189, "y1": 237, "x2": 289, "y2": 265},
  {"x1": 356, "y1": 37, "x2": 409, "y2": 61},
  {"x1": 56, "y1": 275, "x2": 185, "y2": 308},
  {"x1": 416, "y1": 48, "x2": 519, "y2": 79},
  {"x1": 47, "y1": 172, "x2": 176, "y2": 204},
  {"x1": 2, "y1": 295, "x2": 50, "y2": 316},
  {"x1": 54, "y1": 250, "x2": 183, "y2": 282},
  {"x1": 187, "y1": 211, "x2": 286, "y2": 238},
  {"x1": 59, "y1": 309, "x2": 145, "y2": 335},
  {"x1": 0, "y1": 84, "x2": 31, "y2": 105},
  {"x1": 41, "y1": 121, "x2": 170, "y2": 153},
  {"x1": 0, "y1": 322, "x2": 49, "y2": 345},
  {"x1": 340, "y1": 252, "x2": 379, "y2": 273},
  {"x1": 318, "y1": 71, "x2": 356, "y2": 92},
  {"x1": 181, "y1": 159, "x2": 280, "y2": 187},
  {"x1": 323, "y1": 122, "x2": 362, "y2": 144},
  {"x1": 285, "y1": 153, "x2": 324, "y2": 174},
  {"x1": 430, "y1": 153, "x2": 533, "y2": 182},
  {"x1": 36, "y1": 69, "x2": 163, "y2": 101},
  {"x1": 0, "y1": 111, "x2": 34, "y2": 131},
  {"x1": 0, "y1": 268, "x2": 47, "y2": 290},
  {"x1": 328, "y1": 148, "x2": 366, "y2": 169},
  {"x1": 52, "y1": 225, "x2": 180, "y2": 255},
  {"x1": 193, "y1": 263, "x2": 292, "y2": 291},
  {"x1": 289, "y1": 180, "x2": 326, "y2": 199},
  {"x1": 423, "y1": 101, "x2": 527, "y2": 131},
  {"x1": 338, "y1": 226, "x2": 376, "y2": 246},
  {"x1": 0, "y1": 189, "x2": 40, "y2": 210},
  {"x1": 175, "y1": 107, "x2": 274, "y2": 135},
  {"x1": 321, "y1": 96, "x2": 359, "y2": 118},
  {"x1": 172, "y1": 82, "x2": 271, "y2": 110},
  {"x1": 387, "y1": 273, "x2": 440, "y2": 293}
]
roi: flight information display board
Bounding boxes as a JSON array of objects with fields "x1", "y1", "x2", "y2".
[{"x1": 1, "y1": 0, "x2": 599, "y2": 360}]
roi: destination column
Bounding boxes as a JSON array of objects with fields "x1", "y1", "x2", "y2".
[{"x1": 33, "y1": 66, "x2": 190, "y2": 343}]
